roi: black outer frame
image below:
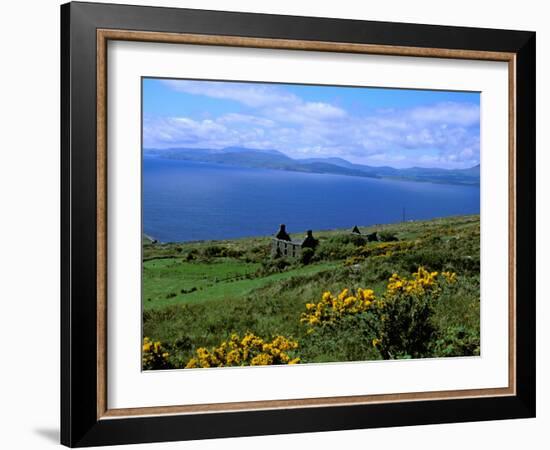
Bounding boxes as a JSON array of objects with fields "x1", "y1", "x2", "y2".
[{"x1": 60, "y1": 1, "x2": 536, "y2": 447}]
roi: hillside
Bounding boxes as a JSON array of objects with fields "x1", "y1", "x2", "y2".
[
  {"x1": 142, "y1": 215, "x2": 480, "y2": 368},
  {"x1": 144, "y1": 147, "x2": 480, "y2": 185}
]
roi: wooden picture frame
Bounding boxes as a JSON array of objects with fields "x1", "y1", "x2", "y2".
[{"x1": 61, "y1": 1, "x2": 536, "y2": 447}]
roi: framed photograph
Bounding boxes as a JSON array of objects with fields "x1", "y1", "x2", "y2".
[{"x1": 61, "y1": 1, "x2": 536, "y2": 447}]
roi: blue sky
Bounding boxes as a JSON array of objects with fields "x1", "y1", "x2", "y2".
[{"x1": 143, "y1": 78, "x2": 480, "y2": 169}]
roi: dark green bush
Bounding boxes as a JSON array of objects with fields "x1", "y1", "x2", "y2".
[
  {"x1": 329, "y1": 234, "x2": 367, "y2": 246},
  {"x1": 376, "y1": 290, "x2": 436, "y2": 359},
  {"x1": 259, "y1": 257, "x2": 291, "y2": 275},
  {"x1": 316, "y1": 240, "x2": 356, "y2": 260},
  {"x1": 180, "y1": 287, "x2": 198, "y2": 294},
  {"x1": 378, "y1": 231, "x2": 398, "y2": 242},
  {"x1": 301, "y1": 248, "x2": 315, "y2": 265},
  {"x1": 200, "y1": 245, "x2": 244, "y2": 259},
  {"x1": 431, "y1": 326, "x2": 480, "y2": 357},
  {"x1": 300, "y1": 314, "x2": 380, "y2": 363},
  {"x1": 366, "y1": 231, "x2": 379, "y2": 242}
]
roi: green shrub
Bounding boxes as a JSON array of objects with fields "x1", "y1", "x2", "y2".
[
  {"x1": 376, "y1": 287, "x2": 436, "y2": 359},
  {"x1": 366, "y1": 231, "x2": 379, "y2": 242},
  {"x1": 299, "y1": 315, "x2": 380, "y2": 363},
  {"x1": 201, "y1": 245, "x2": 244, "y2": 259},
  {"x1": 259, "y1": 257, "x2": 291, "y2": 274},
  {"x1": 378, "y1": 231, "x2": 398, "y2": 242},
  {"x1": 355, "y1": 241, "x2": 415, "y2": 258},
  {"x1": 180, "y1": 287, "x2": 198, "y2": 294},
  {"x1": 300, "y1": 268, "x2": 449, "y2": 360},
  {"x1": 432, "y1": 325, "x2": 480, "y2": 357},
  {"x1": 329, "y1": 234, "x2": 367, "y2": 246},
  {"x1": 301, "y1": 248, "x2": 315, "y2": 265},
  {"x1": 316, "y1": 240, "x2": 356, "y2": 260}
]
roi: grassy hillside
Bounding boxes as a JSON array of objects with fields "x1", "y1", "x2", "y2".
[{"x1": 143, "y1": 215, "x2": 480, "y2": 369}]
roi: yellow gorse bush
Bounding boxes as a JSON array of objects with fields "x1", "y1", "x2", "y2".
[
  {"x1": 301, "y1": 267, "x2": 457, "y2": 334},
  {"x1": 185, "y1": 332, "x2": 300, "y2": 368},
  {"x1": 300, "y1": 286, "x2": 380, "y2": 331},
  {"x1": 376, "y1": 267, "x2": 457, "y2": 358},
  {"x1": 344, "y1": 241, "x2": 415, "y2": 266},
  {"x1": 142, "y1": 337, "x2": 171, "y2": 370},
  {"x1": 386, "y1": 267, "x2": 440, "y2": 296},
  {"x1": 344, "y1": 255, "x2": 366, "y2": 266}
]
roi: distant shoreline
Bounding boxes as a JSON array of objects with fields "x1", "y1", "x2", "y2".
[
  {"x1": 144, "y1": 148, "x2": 480, "y2": 187},
  {"x1": 143, "y1": 213, "x2": 480, "y2": 246}
]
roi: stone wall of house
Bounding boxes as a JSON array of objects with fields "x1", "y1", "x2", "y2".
[{"x1": 271, "y1": 239, "x2": 303, "y2": 258}]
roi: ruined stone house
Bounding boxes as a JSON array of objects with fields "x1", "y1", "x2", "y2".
[{"x1": 271, "y1": 224, "x2": 317, "y2": 258}]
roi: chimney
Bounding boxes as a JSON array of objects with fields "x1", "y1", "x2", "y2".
[{"x1": 276, "y1": 224, "x2": 291, "y2": 241}]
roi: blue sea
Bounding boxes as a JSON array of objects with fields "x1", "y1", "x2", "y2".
[{"x1": 143, "y1": 157, "x2": 480, "y2": 243}]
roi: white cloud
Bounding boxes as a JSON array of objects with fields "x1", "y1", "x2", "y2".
[
  {"x1": 296, "y1": 102, "x2": 347, "y2": 119},
  {"x1": 144, "y1": 115, "x2": 278, "y2": 150},
  {"x1": 409, "y1": 101, "x2": 480, "y2": 126},
  {"x1": 162, "y1": 80, "x2": 297, "y2": 108},
  {"x1": 218, "y1": 113, "x2": 275, "y2": 127},
  {"x1": 162, "y1": 80, "x2": 346, "y2": 126}
]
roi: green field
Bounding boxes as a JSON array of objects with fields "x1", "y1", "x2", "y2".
[{"x1": 143, "y1": 215, "x2": 480, "y2": 369}]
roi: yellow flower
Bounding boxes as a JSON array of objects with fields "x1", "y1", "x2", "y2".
[
  {"x1": 196, "y1": 347, "x2": 209, "y2": 359},
  {"x1": 251, "y1": 353, "x2": 273, "y2": 366},
  {"x1": 226, "y1": 349, "x2": 241, "y2": 365},
  {"x1": 385, "y1": 267, "x2": 442, "y2": 298},
  {"x1": 337, "y1": 288, "x2": 349, "y2": 301},
  {"x1": 185, "y1": 333, "x2": 299, "y2": 368},
  {"x1": 279, "y1": 353, "x2": 290, "y2": 363},
  {"x1": 185, "y1": 358, "x2": 198, "y2": 369},
  {"x1": 301, "y1": 286, "x2": 380, "y2": 329},
  {"x1": 142, "y1": 337, "x2": 171, "y2": 370},
  {"x1": 442, "y1": 271, "x2": 457, "y2": 283}
]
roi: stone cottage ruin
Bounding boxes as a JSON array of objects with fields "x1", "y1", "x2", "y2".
[{"x1": 271, "y1": 224, "x2": 317, "y2": 258}]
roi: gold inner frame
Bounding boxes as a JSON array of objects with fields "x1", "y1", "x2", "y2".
[{"x1": 96, "y1": 29, "x2": 517, "y2": 420}]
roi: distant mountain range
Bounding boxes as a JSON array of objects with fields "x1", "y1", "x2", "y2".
[{"x1": 144, "y1": 146, "x2": 480, "y2": 186}]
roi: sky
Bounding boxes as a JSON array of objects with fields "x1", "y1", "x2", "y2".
[{"x1": 142, "y1": 78, "x2": 480, "y2": 169}]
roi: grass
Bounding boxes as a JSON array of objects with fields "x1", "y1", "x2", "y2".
[
  {"x1": 143, "y1": 214, "x2": 480, "y2": 368},
  {"x1": 143, "y1": 259, "x2": 338, "y2": 309}
]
